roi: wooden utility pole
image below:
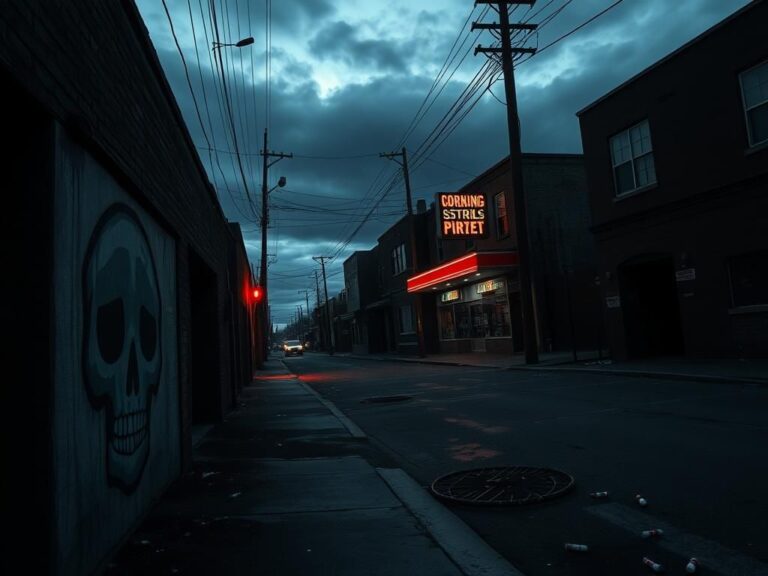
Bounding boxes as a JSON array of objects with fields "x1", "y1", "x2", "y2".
[
  {"x1": 380, "y1": 147, "x2": 426, "y2": 357},
  {"x1": 259, "y1": 128, "x2": 292, "y2": 357},
  {"x1": 474, "y1": 0, "x2": 539, "y2": 364},
  {"x1": 298, "y1": 289, "x2": 311, "y2": 342},
  {"x1": 313, "y1": 256, "x2": 335, "y2": 355},
  {"x1": 313, "y1": 270, "x2": 323, "y2": 348}
]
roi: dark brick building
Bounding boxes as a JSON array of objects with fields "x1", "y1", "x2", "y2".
[
  {"x1": 578, "y1": 1, "x2": 768, "y2": 360},
  {"x1": 370, "y1": 212, "x2": 437, "y2": 354},
  {"x1": 344, "y1": 153, "x2": 596, "y2": 357},
  {"x1": 2, "y1": 2, "x2": 254, "y2": 574},
  {"x1": 408, "y1": 153, "x2": 597, "y2": 356}
]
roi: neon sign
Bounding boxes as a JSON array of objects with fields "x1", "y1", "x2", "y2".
[
  {"x1": 441, "y1": 289, "x2": 461, "y2": 303},
  {"x1": 437, "y1": 193, "x2": 488, "y2": 239},
  {"x1": 477, "y1": 279, "x2": 504, "y2": 294}
]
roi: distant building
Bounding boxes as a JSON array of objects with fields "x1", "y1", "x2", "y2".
[
  {"x1": 344, "y1": 249, "x2": 381, "y2": 353},
  {"x1": 578, "y1": 1, "x2": 768, "y2": 359},
  {"x1": 371, "y1": 211, "x2": 435, "y2": 354}
]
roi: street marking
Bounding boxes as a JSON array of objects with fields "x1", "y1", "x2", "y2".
[{"x1": 587, "y1": 502, "x2": 768, "y2": 575}]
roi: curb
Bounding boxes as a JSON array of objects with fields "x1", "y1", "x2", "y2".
[
  {"x1": 505, "y1": 365, "x2": 768, "y2": 386},
  {"x1": 282, "y1": 361, "x2": 368, "y2": 439},
  {"x1": 377, "y1": 468, "x2": 525, "y2": 576},
  {"x1": 332, "y1": 353, "x2": 768, "y2": 387}
]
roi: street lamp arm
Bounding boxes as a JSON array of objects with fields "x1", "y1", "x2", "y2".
[{"x1": 212, "y1": 36, "x2": 254, "y2": 50}]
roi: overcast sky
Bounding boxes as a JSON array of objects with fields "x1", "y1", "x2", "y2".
[{"x1": 135, "y1": 0, "x2": 748, "y2": 328}]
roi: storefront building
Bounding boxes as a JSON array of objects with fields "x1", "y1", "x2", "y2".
[
  {"x1": 408, "y1": 252, "x2": 521, "y2": 353},
  {"x1": 405, "y1": 152, "x2": 596, "y2": 357}
]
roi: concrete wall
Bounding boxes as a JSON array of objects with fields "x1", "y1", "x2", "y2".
[
  {"x1": 52, "y1": 131, "x2": 181, "y2": 576},
  {"x1": 0, "y1": 1, "x2": 255, "y2": 572}
]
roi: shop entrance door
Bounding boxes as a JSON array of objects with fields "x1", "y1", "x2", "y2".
[{"x1": 470, "y1": 303, "x2": 488, "y2": 351}]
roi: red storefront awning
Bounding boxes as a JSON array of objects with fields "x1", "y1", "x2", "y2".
[{"x1": 407, "y1": 251, "x2": 519, "y2": 293}]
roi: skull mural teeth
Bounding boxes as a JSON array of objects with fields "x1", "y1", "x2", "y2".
[
  {"x1": 112, "y1": 408, "x2": 148, "y2": 455},
  {"x1": 82, "y1": 204, "x2": 163, "y2": 494}
]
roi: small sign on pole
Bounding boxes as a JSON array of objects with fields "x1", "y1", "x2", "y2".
[
  {"x1": 605, "y1": 295, "x2": 621, "y2": 309},
  {"x1": 675, "y1": 268, "x2": 696, "y2": 282}
]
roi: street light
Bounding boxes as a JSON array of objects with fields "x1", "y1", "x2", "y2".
[
  {"x1": 269, "y1": 176, "x2": 287, "y2": 193},
  {"x1": 212, "y1": 37, "x2": 255, "y2": 50}
]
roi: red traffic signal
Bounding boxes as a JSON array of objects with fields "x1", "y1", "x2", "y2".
[{"x1": 252, "y1": 285, "x2": 264, "y2": 304}]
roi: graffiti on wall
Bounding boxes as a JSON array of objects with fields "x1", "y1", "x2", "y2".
[{"x1": 81, "y1": 203, "x2": 163, "y2": 494}]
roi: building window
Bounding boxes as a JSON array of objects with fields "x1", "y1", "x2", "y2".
[
  {"x1": 740, "y1": 60, "x2": 768, "y2": 147},
  {"x1": 398, "y1": 305, "x2": 414, "y2": 334},
  {"x1": 392, "y1": 244, "x2": 407, "y2": 275},
  {"x1": 495, "y1": 192, "x2": 509, "y2": 238},
  {"x1": 609, "y1": 119, "x2": 656, "y2": 196},
  {"x1": 729, "y1": 251, "x2": 768, "y2": 307}
]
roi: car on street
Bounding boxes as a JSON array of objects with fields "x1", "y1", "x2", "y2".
[{"x1": 283, "y1": 339, "x2": 304, "y2": 357}]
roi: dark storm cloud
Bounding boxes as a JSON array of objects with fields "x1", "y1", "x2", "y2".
[
  {"x1": 309, "y1": 21, "x2": 410, "y2": 72},
  {"x1": 269, "y1": 0, "x2": 335, "y2": 30},
  {"x1": 137, "y1": 0, "x2": 750, "y2": 325}
]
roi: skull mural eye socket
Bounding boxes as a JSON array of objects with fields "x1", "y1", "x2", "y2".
[{"x1": 97, "y1": 298, "x2": 125, "y2": 364}]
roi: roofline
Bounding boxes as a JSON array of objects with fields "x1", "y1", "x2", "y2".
[
  {"x1": 577, "y1": 1, "x2": 760, "y2": 117},
  {"x1": 122, "y1": 0, "x2": 227, "y2": 222},
  {"x1": 457, "y1": 152, "x2": 583, "y2": 193}
]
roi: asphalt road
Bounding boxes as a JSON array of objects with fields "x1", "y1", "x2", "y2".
[{"x1": 283, "y1": 352, "x2": 768, "y2": 576}]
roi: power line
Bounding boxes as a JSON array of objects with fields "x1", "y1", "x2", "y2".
[
  {"x1": 537, "y1": 0, "x2": 624, "y2": 57},
  {"x1": 182, "y1": 0, "x2": 255, "y2": 222},
  {"x1": 209, "y1": 0, "x2": 256, "y2": 214}
]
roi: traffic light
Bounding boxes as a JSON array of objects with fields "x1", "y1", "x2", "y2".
[{"x1": 252, "y1": 285, "x2": 264, "y2": 305}]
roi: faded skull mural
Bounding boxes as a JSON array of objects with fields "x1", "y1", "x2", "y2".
[{"x1": 82, "y1": 203, "x2": 162, "y2": 493}]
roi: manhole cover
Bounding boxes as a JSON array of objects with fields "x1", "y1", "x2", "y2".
[
  {"x1": 430, "y1": 466, "x2": 574, "y2": 506},
  {"x1": 360, "y1": 395, "x2": 413, "y2": 404}
]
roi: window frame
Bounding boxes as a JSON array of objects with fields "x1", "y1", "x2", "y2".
[
  {"x1": 391, "y1": 243, "x2": 407, "y2": 276},
  {"x1": 494, "y1": 191, "x2": 509, "y2": 239},
  {"x1": 609, "y1": 119, "x2": 657, "y2": 197},
  {"x1": 739, "y1": 59, "x2": 768, "y2": 148}
]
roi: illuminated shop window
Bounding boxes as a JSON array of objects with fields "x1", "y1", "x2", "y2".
[
  {"x1": 439, "y1": 307, "x2": 456, "y2": 339},
  {"x1": 437, "y1": 281, "x2": 511, "y2": 341}
]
